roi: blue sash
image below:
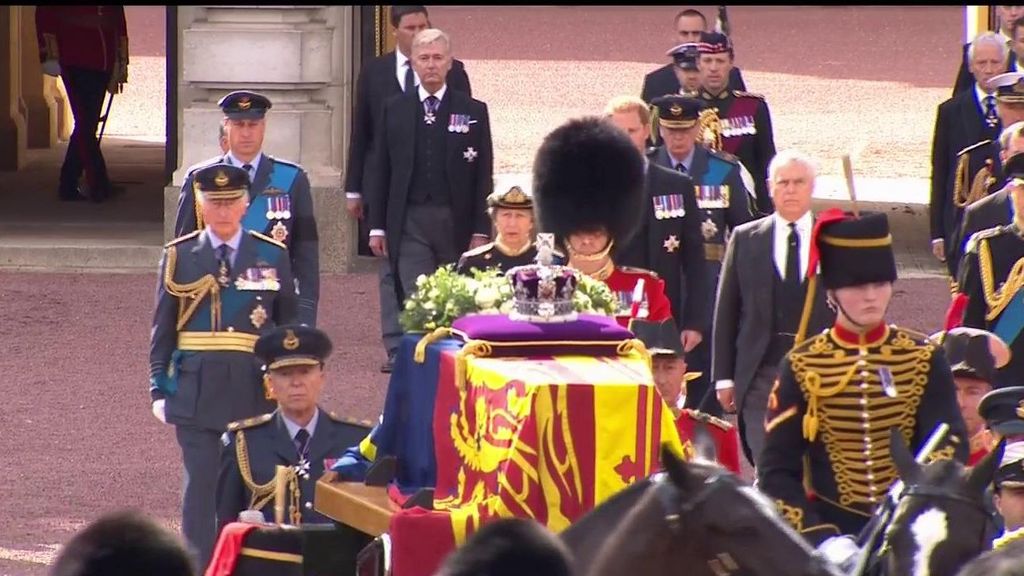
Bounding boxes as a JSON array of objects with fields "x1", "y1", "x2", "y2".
[
  {"x1": 994, "y1": 292, "x2": 1024, "y2": 345},
  {"x1": 242, "y1": 161, "x2": 300, "y2": 236},
  {"x1": 704, "y1": 156, "x2": 731, "y2": 185}
]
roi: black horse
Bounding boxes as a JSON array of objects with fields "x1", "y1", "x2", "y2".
[
  {"x1": 561, "y1": 446, "x2": 843, "y2": 576},
  {"x1": 858, "y1": 429, "x2": 1004, "y2": 576}
]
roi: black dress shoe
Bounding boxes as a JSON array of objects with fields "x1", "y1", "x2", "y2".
[{"x1": 59, "y1": 187, "x2": 87, "y2": 202}]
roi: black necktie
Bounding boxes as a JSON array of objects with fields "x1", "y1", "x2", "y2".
[
  {"x1": 242, "y1": 163, "x2": 254, "y2": 182},
  {"x1": 785, "y1": 222, "x2": 800, "y2": 288},
  {"x1": 984, "y1": 95, "x2": 999, "y2": 129},
  {"x1": 675, "y1": 163, "x2": 687, "y2": 175},
  {"x1": 216, "y1": 244, "x2": 232, "y2": 287},
  {"x1": 294, "y1": 428, "x2": 310, "y2": 459},
  {"x1": 404, "y1": 62, "x2": 416, "y2": 95}
]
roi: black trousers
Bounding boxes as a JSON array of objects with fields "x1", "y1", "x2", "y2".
[{"x1": 61, "y1": 66, "x2": 111, "y2": 198}]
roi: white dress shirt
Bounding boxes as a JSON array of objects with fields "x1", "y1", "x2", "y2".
[
  {"x1": 771, "y1": 211, "x2": 813, "y2": 280},
  {"x1": 715, "y1": 210, "x2": 813, "y2": 392}
]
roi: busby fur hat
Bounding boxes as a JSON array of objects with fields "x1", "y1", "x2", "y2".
[
  {"x1": 815, "y1": 210, "x2": 897, "y2": 290},
  {"x1": 532, "y1": 116, "x2": 646, "y2": 251}
]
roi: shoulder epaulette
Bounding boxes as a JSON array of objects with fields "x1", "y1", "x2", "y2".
[
  {"x1": 266, "y1": 155, "x2": 303, "y2": 170},
  {"x1": 327, "y1": 411, "x2": 374, "y2": 428},
  {"x1": 184, "y1": 156, "x2": 226, "y2": 178},
  {"x1": 249, "y1": 230, "x2": 287, "y2": 249},
  {"x1": 682, "y1": 408, "x2": 734, "y2": 431},
  {"x1": 164, "y1": 229, "x2": 202, "y2": 248},
  {"x1": 957, "y1": 139, "x2": 993, "y2": 157},
  {"x1": 461, "y1": 242, "x2": 494, "y2": 258},
  {"x1": 618, "y1": 265, "x2": 660, "y2": 279},
  {"x1": 732, "y1": 90, "x2": 765, "y2": 99},
  {"x1": 965, "y1": 225, "x2": 1008, "y2": 254},
  {"x1": 227, "y1": 413, "x2": 273, "y2": 432}
]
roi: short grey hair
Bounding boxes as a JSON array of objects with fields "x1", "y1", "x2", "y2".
[
  {"x1": 412, "y1": 28, "x2": 451, "y2": 54},
  {"x1": 768, "y1": 149, "x2": 818, "y2": 183},
  {"x1": 968, "y1": 31, "x2": 1011, "y2": 64},
  {"x1": 1000, "y1": 121, "x2": 1024, "y2": 150}
]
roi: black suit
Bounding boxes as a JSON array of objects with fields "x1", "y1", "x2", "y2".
[
  {"x1": 712, "y1": 215, "x2": 834, "y2": 464},
  {"x1": 345, "y1": 51, "x2": 471, "y2": 358},
  {"x1": 930, "y1": 88, "x2": 1001, "y2": 276},
  {"x1": 367, "y1": 88, "x2": 494, "y2": 300},
  {"x1": 641, "y1": 63, "x2": 746, "y2": 102},
  {"x1": 617, "y1": 162, "x2": 707, "y2": 332},
  {"x1": 953, "y1": 41, "x2": 1017, "y2": 96}
]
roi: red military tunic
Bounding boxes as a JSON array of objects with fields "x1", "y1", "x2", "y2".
[
  {"x1": 602, "y1": 265, "x2": 673, "y2": 327},
  {"x1": 676, "y1": 408, "x2": 742, "y2": 475},
  {"x1": 968, "y1": 429, "x2": 995, "y2": 467},
  {"x1": 36, "y1": 6, "x2": 127, "y2": 73}
]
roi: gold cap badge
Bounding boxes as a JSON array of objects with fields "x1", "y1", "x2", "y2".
[
  {"x1": 214, "y1": 170, "x2": 229, "y2": 187},
  {"x1": 669, "y1": 103, "x2": 683, "y2": 117},
  {"x1": 283, "y1": 329, "x2": 299, "y2": 351},
  {"x1": 238, "y1": 96, "x2": 252, "y2": 110}
]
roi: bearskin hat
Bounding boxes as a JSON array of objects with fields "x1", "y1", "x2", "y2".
[
  {"x1": 816, "y1": 210, "x2": 897, "y2": 290},
  {"x1": 532, "y1": 116, "x2": 646, "y2": 251}
]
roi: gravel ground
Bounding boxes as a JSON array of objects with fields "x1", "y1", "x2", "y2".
[{"x1": 1, "y1": 5, "x2": 969, "y2": 574}]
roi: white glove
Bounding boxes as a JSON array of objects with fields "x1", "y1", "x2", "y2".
[
  {"x1": 151, "y1": 399, "x2": 167, "y2": 424},
  {"x1": 816, "y1": 535, "x2": 860, "y2": 570},
  {"x1": 42, "y1": 59, "x2": 61, "y2": 77}
]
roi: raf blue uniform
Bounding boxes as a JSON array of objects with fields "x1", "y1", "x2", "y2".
[
  {"x1": 651, "y1": 138, "x2": 754, "y2": 415},
  {"x1": 215, "y1": 325, "x2": 372, "y2": 529},
  {"x1": 173, "y1": 91, "x2": 320, "y2": 326},
  {"x1": 151, "y1": 164, "x2": 298, "y2": 569}
]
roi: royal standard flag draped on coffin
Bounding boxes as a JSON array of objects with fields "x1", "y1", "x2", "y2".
[{"x1": 431, "y1": 349, "x2": 683, "y2": 543}]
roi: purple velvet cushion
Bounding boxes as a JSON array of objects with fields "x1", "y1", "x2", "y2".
[{"x1": 450, "y1": 314, "x2": 634, "y2": 357}]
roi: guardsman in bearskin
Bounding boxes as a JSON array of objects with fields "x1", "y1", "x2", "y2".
[
  {"x1": 630, "y1": 319, "x2": 741, "y2": 475},
  {"x1": 150, "y1": 164, "x2": 298, "y2": 568},
  {"x1": 696, "y1": 31, "x2": 777, "y2": 215},
  {"x1": 532, "y1": 115, "x2": 673, "y2": 327},
  {"x1": 456, "y1": 186, "x2": 558, "y2": 274},
  {"x1": 174, "y1": 91, "x2": 320, "y2": 326},
  {"x1": 931, "y1": 328, "x2": 1011, "y2": 466},
  {"x1": 758, "y1": 209, "x2": 968, "y2": 552},
  {"x1": 35, "y1": 5, "x2": 127, "y2": 202},
  {"x1": 958, "y1": 159, "x2": 1024, "y2": 388},
  {"x1": 215, "y1": 324, "x2": 371, "y2": 531}
]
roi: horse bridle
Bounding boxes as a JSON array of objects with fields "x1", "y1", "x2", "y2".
[
  {"x1": 875, "y1": 483, "x2": 995, "y2": 563},
  {"x1": 652, "y1": 472, "x2": 837, "y2": 576}
]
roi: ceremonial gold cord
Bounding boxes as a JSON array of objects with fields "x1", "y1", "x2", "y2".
[
  {"x1": 163, "y1": 246, "x2": 221, "y2": 331},
  {"x1": 193, "y1": 181, "x2": 205, "y2": 229},
  {"x1": 236, "y1": 430, "x2": 302, "y2": 525},
  {"x1": 801, "y1": 362, "x2": 859, "y2": 442},
  {"x1": 978, "y1": 238, "x2": 1024, "y2": 321}
]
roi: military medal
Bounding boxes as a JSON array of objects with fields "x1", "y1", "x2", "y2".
[
  {"x1": 425, "y1": 111, "x2": 436, "y2": 125},
  {"x1": 701, "y1": 218, "x2": 718, "y2": 240},
  {"x1": 879, "y1": 367, "x2": 897, "y2": 398},
  {"x1": 653, "y1": 196, "x2": 667, "y2": 220},
  {"x1": 265, "y1": 197, "x2": 275, "y2": 220},
  {"x1": 463, "y1": 147, "x2": 478, "y2": 162},
  {"x1": 250, "y1": 305, "x2": 268, "y2": 329},
  {"x1": 217, "y1": 261, "x2": 231, "y2": 288},
  {"x1": 271, "y1": 221, "x2": 289, "y2": 242},
  {"x1": 280, "y1": 195, "x2": 291, "y2": 220},
  {"x1": 663, "y1": 235, "x2": 680, "y2": 253}
]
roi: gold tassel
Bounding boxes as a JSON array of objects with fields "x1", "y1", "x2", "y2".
[
  {"x1": 650, "y1": 104, "x2": 660, "y2": 147},
  {"x1": 263, "y1": 372, "x2": 275, "y2": 400},
  {"x1": 414, "y1": 327, "x2": 452, "y2": 363},
  {"x1": 697, "y1": 108, "x2": 723, "y2": 151},
  {"x1": 953, "y1": 153, "x2": 970, "y2": 208},
  {"x1": 966, "y1": 161, "x2": 994, "y2": 206}
]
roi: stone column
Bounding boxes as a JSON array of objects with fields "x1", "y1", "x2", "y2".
[
  {"x1": 19, "y1": 5, "x2": 57, "y2": 149},
  {"x1": 0, "y1": 6, "x2": 28, "y2": 170},
  {"x1": 168, "y1": 6, "x2": 357, "y2": 273}
]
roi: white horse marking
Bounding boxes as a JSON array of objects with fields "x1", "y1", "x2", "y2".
[{"x1": 910, "y1": 507, "x2": 949, "y2": 576}]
